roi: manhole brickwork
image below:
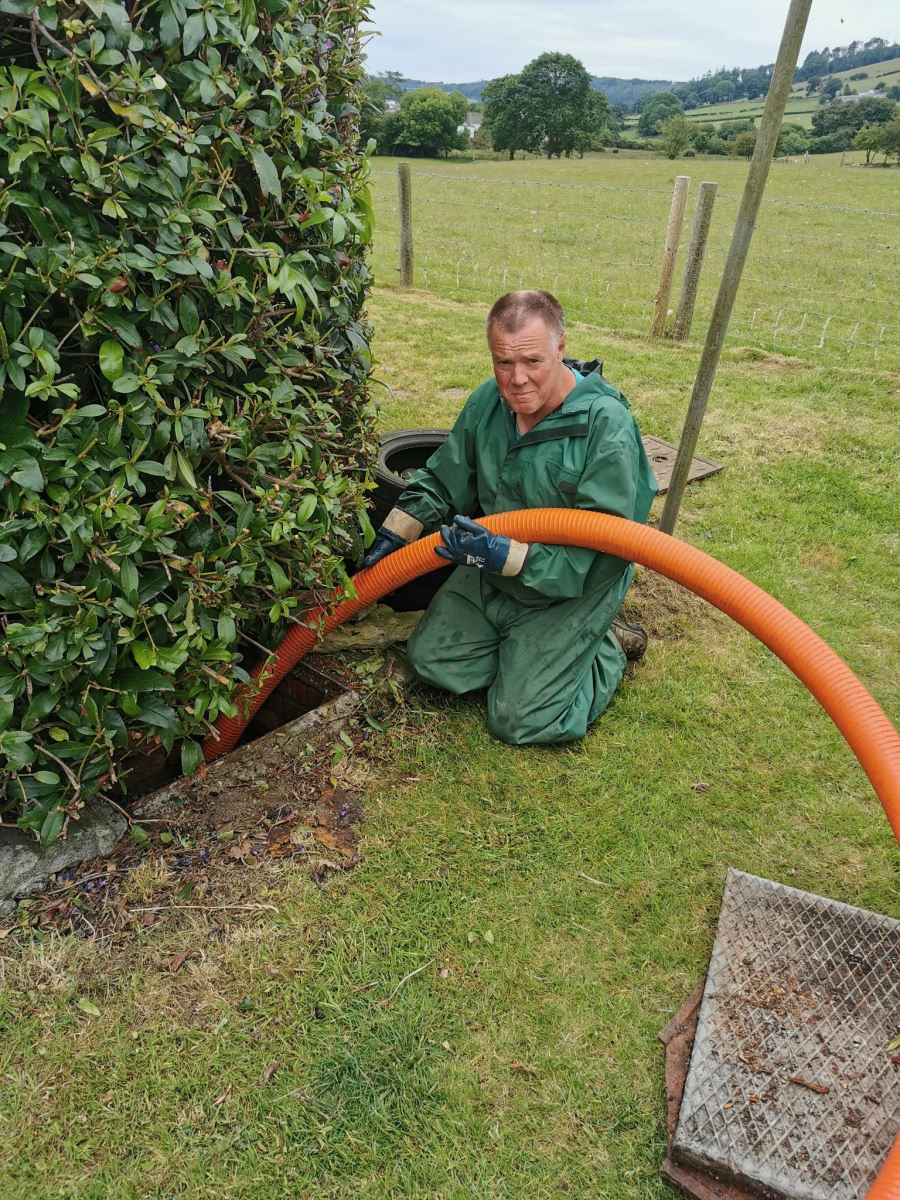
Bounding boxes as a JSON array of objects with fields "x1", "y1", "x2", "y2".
[{"x1": 672, "y1": 869, "x2": 900, "y2": 1199}]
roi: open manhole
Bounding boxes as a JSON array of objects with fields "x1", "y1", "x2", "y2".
[
  {"x1": 667, "y1": 869, "x2": 899, "y2": 1199},
  {"x1": 121, "y1": 664, "x2": 345, "y2": 802}
]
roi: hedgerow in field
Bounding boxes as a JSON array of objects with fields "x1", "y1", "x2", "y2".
[{"x1": 0, "y1": 0, "x2": 375, "y2": 841}]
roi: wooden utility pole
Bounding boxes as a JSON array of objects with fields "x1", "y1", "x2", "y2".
[
  {"x1": 672, "y1": 181, "x2": 718, "y2": 341},
  {"x1": 651, "y1": 175, "x2": 690, "y2": 337},
  {"x1": 398, "y1": 164, "x2": 413, "y2": 288},
  {"x1": 660, "y1": 0, "x2": 814, "y2": 535}
]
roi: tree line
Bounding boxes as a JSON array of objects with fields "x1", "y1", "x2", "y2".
[
  {"x1": 360, "y1": 49, "x2": 900, "y2": 162},
  {"x1": 362, "y1": 54, "x2": 619, "y2": 160},
  {"x1": 645, "y1": 37, "x2": 900, "y2": 112},
  {"x1": 638, "y1": 90, "x2": 899, "y2": 158}
]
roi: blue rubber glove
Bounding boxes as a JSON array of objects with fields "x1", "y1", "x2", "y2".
[
  {"x1": 435, "y1": 515, "x2": 528, "y2": 577},
  {"x1": 362, "y1": 526, "x2": 407, "y2": 568}
]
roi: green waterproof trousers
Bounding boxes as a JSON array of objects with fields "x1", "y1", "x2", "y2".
[{"x1": 406, "y1": 562, "x2": 631, "y2": 746}]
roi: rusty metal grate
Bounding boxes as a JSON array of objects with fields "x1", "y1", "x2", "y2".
[
  {"x1": 672, "y1": 869, "x2": 900, "y2": 1199},
  {"x1": 642, "y1": 435, "x2": 724, "y2": 493}
]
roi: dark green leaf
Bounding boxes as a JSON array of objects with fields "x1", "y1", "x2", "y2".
[
  {"x1": 182, "y1": 12, "x2": 206, "y2": 55},
  {"x1": 98, "y1": 339, "x2": 124, "y2": 381},
  {"x1": 0, "y1": 565, "x2": 32, "y2": 608},
  {"x1": 251, "y1": 148, "x2": 282, "y2": 201},
  {"x1": 181, "y1": 739, "x2": 203, "y2": 776},
  {"x1": 178, "y1": 293, "x2": 199, "y2": 335}
]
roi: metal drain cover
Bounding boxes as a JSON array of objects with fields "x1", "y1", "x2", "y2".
[
  {"x1": 672, "y1": 870, "x2": 900, "y2": 1199},
  {"x1": 641, "y1": 434, "x2": 724, "y2": 492}
]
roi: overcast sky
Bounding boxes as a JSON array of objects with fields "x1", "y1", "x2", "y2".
[{"x1": 363, "y1": 1, "x2": 899, "y2": 83}]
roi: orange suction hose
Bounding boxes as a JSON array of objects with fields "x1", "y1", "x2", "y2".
[
  {"x1": 204, "y1": 510, "x2": 899, "y2": 833},
  {"x1": 203, "y1": 509, "x2": 900, "y2": 1196}
]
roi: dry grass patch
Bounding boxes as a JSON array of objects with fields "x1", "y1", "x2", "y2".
[{"x1": 622, "y1": 568, "x2": 723, "y2": 643}]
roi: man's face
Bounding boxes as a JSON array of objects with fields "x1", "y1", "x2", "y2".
[{"x1": 489, "y1": 315, "x2": 566, "y2": 422}]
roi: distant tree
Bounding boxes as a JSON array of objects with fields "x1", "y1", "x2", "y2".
[
  {"x1": 811, "y1": 96, "x2": 896, "y2": 138},
  {"x1": 820, "y1": 77, "x2": 841, "y2": 102},
  {"x1": 379, "y1": 88, "x2": 468, "y2": 157},
  {"x1": 659, "y1": 115, "x2": 691, "y2": 158},
  {"x1": 482, "y1": 73, "x2": 535, "y2": 159},
  {"x1": 609, "y1": 103, "x2": 628, "y2": 133},
  {"x1": 472, "y1": 125, "x2": 493, "y2": 151},
  {"x1": 691, "y1": 122, "x2": 718, "y2": 153},
  {"x1": 854, "y1": 124, "x2": 882, "y2": 163},
  {"x1": 518, "y1": 52, "x2": 609, "y2": 157},
  {"x1": 359, "y1": 70, "x2": 405, "y2": 145},
  {"x1": 876, "y1": 118, "x2": 900, "y2": 162},
  {"x1": 637, "y1": 91, "x2": 684, "y2": 136},
  {"x1": 806, "y1": 75, "x2": 822, "y2": 96},
  {"x1": 887, "y1": 86, "x2": 900, "y2": 102},
  {"x1": 730, "y1": 129, "x2": 757, "y2": 159},
  {"x1": 777, "y1": 123, "x2": 809, "y2": 156}
]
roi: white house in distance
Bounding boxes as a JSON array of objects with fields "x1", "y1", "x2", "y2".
[{"x1": 458, "y1": 111, "x2": 483, "y2": 138}]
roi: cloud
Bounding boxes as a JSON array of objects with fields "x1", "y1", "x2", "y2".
[{"x1": 364, "y1": 0, "x2": 899, "y2": 82}]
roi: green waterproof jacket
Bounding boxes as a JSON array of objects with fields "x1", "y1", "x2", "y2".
[{"x1": 396, "y1": 372, "x2": 658, "y2": 606}]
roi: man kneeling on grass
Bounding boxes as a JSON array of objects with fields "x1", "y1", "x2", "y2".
[{"x1": 363, "y1": 290, "x2": 658, "y2": 746}]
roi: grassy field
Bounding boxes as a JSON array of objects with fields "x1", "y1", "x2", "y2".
[
  {"x1": 1, "y1": 156, "x2": 898, "y2": 1199},
  {"x1": 654, "y1": 56, "x2": 900, "y2": 129},
  {"x1": 368, "y1": 153, "x2": 900, "y2": 373},
  {"x1": 682, "y1": 93, "x2": 818, "y2": 127}
]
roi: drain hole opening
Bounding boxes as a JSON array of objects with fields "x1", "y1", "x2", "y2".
[{"x1": 120, "y1": 666, "x2": 342, "y2": 803}]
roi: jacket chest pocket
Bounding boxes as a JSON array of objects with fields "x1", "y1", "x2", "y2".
[
  {"x1": 503, "y1": 457, "x2": 582, "y2": 506},
  {"x1": 546, "y1": 465, "x2": 581, "y2": 504}
]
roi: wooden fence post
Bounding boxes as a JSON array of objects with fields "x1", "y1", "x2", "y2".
[
  {"x1": 650, "y1": 175, "x2": 690, "y2": 337},
  {"x1": 672, "y1": 181, "x2": 718, "y2": 341},
  {"x1": 398, "y1": 163, "x2": 413, "y2": 288},
  {"x1": 660, "y1": 0, "x2": 814, "y2": 535}
]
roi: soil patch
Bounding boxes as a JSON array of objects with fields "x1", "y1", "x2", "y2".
[
  {"x1": 622, "y1": 567, "x2": 723, "y2": 642},
  {"x1": 2, "y1": 655, "x2": 404, "y2": 945}
]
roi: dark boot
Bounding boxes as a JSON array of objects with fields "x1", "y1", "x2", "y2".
[{"x1": 611, "y1": 615, "x2": 648, "y2": 661}]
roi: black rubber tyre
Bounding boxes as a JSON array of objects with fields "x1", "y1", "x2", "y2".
[
  {"x1": 367, "y1": 429, "x2": 453, "y2": 612},
  {"x1": 370, "y1": 428, "x2": 451, "y2": 525}
]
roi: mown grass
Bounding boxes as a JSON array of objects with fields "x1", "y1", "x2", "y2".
[
  {"x1": 367, "y1": 152, "x2": 900, "y2": 373},
  {"x1": 1, "y1": 165, "x2": 898, "y2": 1199}
]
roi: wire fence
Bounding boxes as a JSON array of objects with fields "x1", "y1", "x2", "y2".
[{"x1": 367, "y1": 162, "x2": 900, "y2": 373}]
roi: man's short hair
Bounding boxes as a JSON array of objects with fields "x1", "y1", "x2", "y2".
[{"x1": 487, "y1": 290, "x2": 566, "y2": 341}]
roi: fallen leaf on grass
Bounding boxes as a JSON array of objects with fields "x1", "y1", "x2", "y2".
[
  {"x1": 312, "y1": 828, "x2": 356, "y2": 859},
  {"x1": 260, "y1": 1060, "x2": 279, "y2": 1086},
  {"x1": 167, "y1": 949, "x2": 193, "y2": 973},
  {"x1": 77, "y1": 997, "x2": 101, "y2": 1016},
  {"x1": 510, "y1": 1062, "x2": 539, "y2": 1077},
  {"x1": 227, "y1": 837, "x2": 254, "y2": 864},
  {"x1": 213, "y1": 1085, "x2": 233, "y2": 1107}
]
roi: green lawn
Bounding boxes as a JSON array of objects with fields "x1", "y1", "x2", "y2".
[
  {"x1": 1, "y1": 158, "x2": 898, "y2": 1199},
  {"x1": 368, "y1": 154, "x2": 900, "y2": 374}
]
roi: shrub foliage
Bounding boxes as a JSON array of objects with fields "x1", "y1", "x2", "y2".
[{"x1": 0, "y1": 0, "x2": 375, "y2": 841}]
